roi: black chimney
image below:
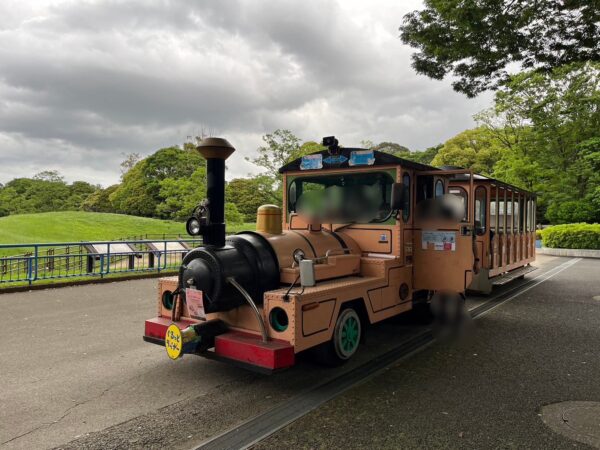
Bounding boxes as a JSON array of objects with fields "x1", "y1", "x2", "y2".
[{"x1": 196, "y1": 137, "x2": 235, "y2": 247}]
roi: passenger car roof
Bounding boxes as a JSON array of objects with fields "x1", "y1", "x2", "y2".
[{"x1": 449, "y1": 173, "x2": 537, "y2": 197}]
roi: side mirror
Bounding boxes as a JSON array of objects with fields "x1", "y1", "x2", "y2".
[{"x1": 391, "y1": 183, "x2": 404, "y2": 210}]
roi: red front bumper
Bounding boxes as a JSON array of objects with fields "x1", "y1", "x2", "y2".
[{"x1": 144, "y1": 317, "x2": 295, "y2": 372}]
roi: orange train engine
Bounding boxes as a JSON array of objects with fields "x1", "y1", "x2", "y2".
[{"x1": 143, "y1": 136, "x2": 536, "y2": 372}]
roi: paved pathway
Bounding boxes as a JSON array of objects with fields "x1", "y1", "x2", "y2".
[
  {"x1": 257, "y1": 257, "x2": 600, "y2": 449},
  {"x1": 0, "y1": 255, "x2": 582, "y2": 449}
]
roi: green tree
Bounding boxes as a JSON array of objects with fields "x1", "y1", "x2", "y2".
[
  {"x1": 407, "y1": 144, "x2": 442, "y2": 165},
  {"x1": 546, "y1": 201, "x2": 599, "y2": 224},
  {"x1": 372, "y1": 142, "x2": 411, "y2": 158},
  {"x1": 0, "y1": 174, "x2": 100, "y2": 215},
  {"x1": 155, "y1": 167, "x2": 207, "y2": 220},
  {"x1": 110, "y1": 147, "x2": 206, "y2": 218},
  {"x1": 400, "y1": 0, "x2": 600, "y2": 97},
  {"x1": 247, "y1": 129, "x2": 303, "y2": 175},
  {"x1": 82, "y1": 185, "x2": 119, "y2": 213},
  {"x1": 0, "y1": 177, "x2": 68, "y2": 213},
  {"x1": 33, "y1": 170, "x2": 64, "y2": 183},
  {"x1": 479, "y1": 62, "x2": 600, "y2": 222},
  {"x1": 226, "y1": 176, "x2": 279, "y2": 222},
  {"x1": 299, "y1": 141, "x2": 326, "y2": 155},
  {"x1": 246, "y1": 130, "x2": 316, "y2": 205},
  {"x1": 224, "y1": 202, "x2": 244, "y2": 225},
  {"x1": 109, "y1": 162, "x2": 157, "y2": 217},
  {"x1": 120, "y1": 153, "x2": 141, "y2": 178},
  {"x1": 432, "y1": 127, "x2": 504, "y2": 175},
  {"x1": 578, "y1": 137, "x2": 600, "y2": 218},
  {"x1": 66, "y1": 181, "x2": 98, "y2": 210},
  {"x1": 363, "y1": 140, "x2": 439, "y2": 165}
]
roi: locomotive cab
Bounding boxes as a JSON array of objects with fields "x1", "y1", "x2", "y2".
[{"x1": 143, "y1": 136, "x2": 534, "y2": 372}]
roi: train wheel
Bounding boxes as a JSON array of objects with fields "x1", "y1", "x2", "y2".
[{"x1": 313, "y1": 307, "x2": 362, "y2": 366}]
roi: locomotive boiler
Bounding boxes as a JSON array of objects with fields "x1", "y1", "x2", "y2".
[{"x1": 144, "y1": 136, "x2": 537, "y2": 372}]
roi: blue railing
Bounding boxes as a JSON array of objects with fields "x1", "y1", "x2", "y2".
[{"x1": 0, "y1": 239, "x2": 203, "y2": 287}]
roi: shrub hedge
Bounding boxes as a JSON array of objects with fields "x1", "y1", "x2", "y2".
[{"x1": 541, "y1": 223, "x2": 600, "y2": 249}]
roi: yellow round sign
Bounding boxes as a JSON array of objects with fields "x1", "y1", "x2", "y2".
[{"x1": 165, "y1": 324, "x2": 183, "y2": 360}]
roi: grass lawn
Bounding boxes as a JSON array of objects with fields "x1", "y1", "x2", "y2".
[{"x1": 0, "y1": 211, "x2": 255, "y2": 247}]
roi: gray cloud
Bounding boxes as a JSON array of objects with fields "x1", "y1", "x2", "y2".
[{"x1": 0, "y1": 0, "x2": 492, "y2": 186}]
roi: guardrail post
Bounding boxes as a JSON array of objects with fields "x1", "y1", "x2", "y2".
[
  {"x1": 106, "y1": 243, "x2": 111, "y2": 275},
  {"x1": 163, "y1": 241, "x2": 168, "y2": 271},
  {"x1": 27, "y1": 256, "x2": 33, "y2": 285},
  {"x1": 34, "y1": 246, "x2": 39, "y2": 283},
  {"x1": 148, "y1": 252, "x2": 155, "y2": 269},
  {"x1": 87, "y1": 254, "x2": 95, "y2": 274},
  {"x1": 47, "y1": 248, "x2": 54, "y2": 271}
]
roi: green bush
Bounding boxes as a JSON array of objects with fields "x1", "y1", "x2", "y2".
[
  {"x1": 541, "y1": 223, "x2": 600, "y2": 249},
  {"x1": 535, "y1": 229, "x2": 543, "y2": 240}
]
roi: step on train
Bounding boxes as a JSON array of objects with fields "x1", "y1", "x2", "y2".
[{"x1": 143, "y1": 136, "x2": 536, "y2": 372}]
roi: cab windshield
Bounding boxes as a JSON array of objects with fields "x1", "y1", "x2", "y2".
[{"x1": 288, "y1": 171, "x2": 395, "y2": 224}]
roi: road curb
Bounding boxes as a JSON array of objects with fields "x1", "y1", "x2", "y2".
[{"x1": 536, "y1": 247, "x2": 600, "y2": 258}]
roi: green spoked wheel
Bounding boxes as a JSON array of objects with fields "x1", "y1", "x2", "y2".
[
  {"x1": 334, "y1": 309, "x2": 361, "y2": 360},
  {"x1": 311, "y1": 306, "x2": 363, "y2": 366}
]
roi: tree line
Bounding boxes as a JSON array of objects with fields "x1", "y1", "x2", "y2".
[{"x1": 0, "y1": 133, "x2": 438, "y2": 224}]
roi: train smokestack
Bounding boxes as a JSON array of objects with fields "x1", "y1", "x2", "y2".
[{"x1": 196, "y1": 137, "x2": 235, "y2": 247}]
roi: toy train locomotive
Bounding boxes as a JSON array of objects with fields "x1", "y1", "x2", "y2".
[{"x1": 143, "y1": 136, "x2": 536, "y2": 372}]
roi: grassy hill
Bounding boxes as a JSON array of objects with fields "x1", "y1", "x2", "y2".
[
  {"x1": 0, "y1": 211, "x2": 255, "y2": 246},
  {"x1": 0, "y1": 212, "x2": 188, "y2": 244}
]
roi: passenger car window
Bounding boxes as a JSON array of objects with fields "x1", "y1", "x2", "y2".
[
  {"x1": 506, "y1": 193, "x2": 512, "y2": 234},
  {"x1": 475, "y1": 186, "x2": 486, "y2": 235},
  {"x1": 435, "y1": 179, "x2": 445, "y2": 198},
  {"x1": 448, "y1": 187, "x2": 468, "y2": 222}
]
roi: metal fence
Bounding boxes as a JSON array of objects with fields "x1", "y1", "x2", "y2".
[{"x1": 0, "y1": 239, "x2": 203, "y2": 286}]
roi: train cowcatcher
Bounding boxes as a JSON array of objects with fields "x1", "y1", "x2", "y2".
[{"x1": 143, "y1": 136, "x2": 536, "y2": 373}]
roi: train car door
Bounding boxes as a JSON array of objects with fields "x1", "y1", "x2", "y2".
[{"x1": 412, "y1": 170, "x2": 475, "y2": 294}]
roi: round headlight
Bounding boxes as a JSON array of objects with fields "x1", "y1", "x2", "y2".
[
  {"x1": 293, "y1": 248, "x2": 306, "y2": 265},
  {"x1": 186, "y1": 217, "x2": 201, "y2": 236}
]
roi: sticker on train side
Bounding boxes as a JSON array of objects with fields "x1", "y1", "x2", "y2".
[{"x1": 421, "y1": 230, "x2": 456, "y2": 251}]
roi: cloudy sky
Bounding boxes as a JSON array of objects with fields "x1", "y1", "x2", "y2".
[{"x1": 0, "y1": 0, "x2": 492, "y2": 187}]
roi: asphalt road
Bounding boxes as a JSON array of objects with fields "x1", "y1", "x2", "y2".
[
  {"x1": 256, "y1": 256, "x2": 600, "y2": 449},
  {"x1": 0, "y1": 255, "x2": 589, "y2": 450}
]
